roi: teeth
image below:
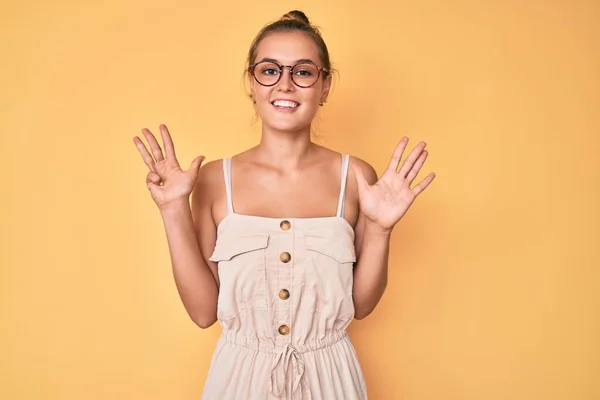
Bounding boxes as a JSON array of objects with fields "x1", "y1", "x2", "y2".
[{"x1": 273, "y1": 100, "x2": 299, "y2": 108}]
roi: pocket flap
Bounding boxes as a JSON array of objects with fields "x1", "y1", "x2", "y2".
[
  {"x1": 304, "y1": 233, "x2": 356, "y2": 264},
  {"x1": 209, "y1": 233, "x2": 269, "y2": 262}
]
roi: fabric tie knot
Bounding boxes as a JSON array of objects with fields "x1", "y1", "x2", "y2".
[{"x1": 269, "y1": 343, "x2": 311, "y2": 399}]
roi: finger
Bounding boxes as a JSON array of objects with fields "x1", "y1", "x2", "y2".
[
  {"x1": 146, "y1": 171, "x2": 162, "y2": 188},
  {"x1": 141, "y1": 128, "x2": 165, "y2": 162},
  {"x1": 405, "y1": 150, "x2": 428, "y2": 184},
  {"x1": 352, "y1": 164, "x2": 370, "y2": 194},
  {"x1": 133, "y1": 136, "x2": 156, "y2": 171},
  {"x1": 398, "y1": 141, "x2": 427, "y2": 177},
  {"x1": 159, "y1": 124, "x2": 177, "y2": 161},
  {"x1": 189, "y1": 155, "x2": 205, "y2": 174},
  {"x1": 386, "y1": 137, "x2": 408, "y2": 172},
  {"x1": 412, "y1": 172, "x2": 435, "y2": 196}
]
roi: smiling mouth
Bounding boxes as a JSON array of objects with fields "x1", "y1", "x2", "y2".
[{"x1": 271, "y1": 100, "x2": 300, "y2": 109}]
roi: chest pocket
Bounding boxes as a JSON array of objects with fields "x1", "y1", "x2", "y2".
[
  {"x1": 209, "y1": 233, "x2": 270, "y2": 320},
  {"x1": 305, "y1": 232, "x2": 357, "y2": 264},
  {"x1": 300, "y1": 232, "x2": 357, "y2": 318}
]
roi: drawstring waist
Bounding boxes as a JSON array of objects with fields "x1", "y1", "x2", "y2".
[{"x1": 221, "y1": 330, "x2": 349, "y2": 399}]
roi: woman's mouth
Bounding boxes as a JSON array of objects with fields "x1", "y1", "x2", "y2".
[{"x1": 271, "y1": 100, "x2": 300, "y2": 112}]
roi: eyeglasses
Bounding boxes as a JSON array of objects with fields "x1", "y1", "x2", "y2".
[{"x1": 248, "y1": 60, "x2": 328, "y2": 88}]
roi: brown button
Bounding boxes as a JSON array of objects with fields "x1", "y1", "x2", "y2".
[
  {"x1": 280, "y1": 220, "x2": 291, "y2": 231},
  {"x1": 278, "y1": 324, "x2": 290, "y2": 335},
  {"x1": 278, "y1": 289, "x2": 290, "y2": 300},
  {"x1": 280, "y1": 252, "x2": 291, "y2": 263}
]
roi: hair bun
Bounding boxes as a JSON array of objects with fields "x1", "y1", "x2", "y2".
[{"x1": 280, "y1": 10, "x2": 310, "y2": 25}]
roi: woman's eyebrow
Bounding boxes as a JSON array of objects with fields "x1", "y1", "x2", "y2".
[{"x1": 256, "y1": 57, "x2": 316, "y2": 65}]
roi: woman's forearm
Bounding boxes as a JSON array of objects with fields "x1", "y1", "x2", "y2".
[
  {"x1": 352, "y1": 222, "x2": 391, "y2": 319},
  {"x1": 160, "y1": 199, "x2": 218, "y2": 328}
]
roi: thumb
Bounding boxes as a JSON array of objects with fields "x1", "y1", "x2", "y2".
[
  {"x1": 146, "y1": 171, "x2": 162, "y2": 189},
  {"x1": 352, "y1": 164, "x2": 370, "y2": 193},
  {"x1": 189, "y1": 155, "x2": 205, "y2": 174}
]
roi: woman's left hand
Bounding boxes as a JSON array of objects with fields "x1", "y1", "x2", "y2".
[{"x1": 353, "y1": 137, "x2": 436, "y2": 234}]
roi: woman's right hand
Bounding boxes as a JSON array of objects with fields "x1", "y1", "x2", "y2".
[{"x1": 133, "y1": 124, "x2": 205, "y2": 210}]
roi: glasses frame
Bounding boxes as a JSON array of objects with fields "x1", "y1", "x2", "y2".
[{"x1": 248, "y1": 60, "x2": 329, "y2": 88}]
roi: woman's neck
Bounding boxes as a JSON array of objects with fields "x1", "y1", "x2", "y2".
[{"x1": 254, "y1": 125, "x2": 316, "y2": 169}]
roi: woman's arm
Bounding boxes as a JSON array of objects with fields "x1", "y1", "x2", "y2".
[
  {"x1": 134, "y1": 125, "x2": 220, "y2": 329},
  {"x1": 350, "y1": 159, "x2": 389, "y2": 320},
  {"x1": 349, "y1": 138, "x2": 435, "y2": 320},
  {"x1": 161, "y1": 162, "x2": 220, "y2": 329}
]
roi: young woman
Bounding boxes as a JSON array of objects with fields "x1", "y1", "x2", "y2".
[{"x1": 133, "y1": 10, "x2": 435, "y2": 400}]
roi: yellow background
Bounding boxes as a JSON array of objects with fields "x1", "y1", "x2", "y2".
[{"x1": 1, "y1": 1, "x2": 598, "y2": 399}]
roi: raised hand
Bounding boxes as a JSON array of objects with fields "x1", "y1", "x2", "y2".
[
  {"x1": 133, "y1": 124, "x2": 205, "y2": 209},
  {"x1": 353, "y1": 137, "x2": 435, "y2": 233}
]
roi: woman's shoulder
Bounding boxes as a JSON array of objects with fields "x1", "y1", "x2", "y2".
[
  {"x1": 312, "y1": 144, "x2": 379, "y2": 184},
  {"x1": 197, "y1": 158, "x2": 225, "y2": 182},
  {"x1": 195, "y1": 146, "x2": 256, "y2": 180},
  {"x1": 192, "y1": 158, "x2": 226, "y2": 204},
  {"x1": 346, "y1": 154, "x2": 378, "y2": 186},
  {"x1": 193, "y1": 148, "x2": 254, "y2": 189},
  {"x1": 314, "y1": 144, "x2": 376, "y2": 172},
  {"x1": 347, "y1": 154, "x2": 376, "y2": 173}
]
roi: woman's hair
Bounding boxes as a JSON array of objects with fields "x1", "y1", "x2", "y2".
[{"x1": 245, "y1": 10, "x2": 333, "y2": 79}]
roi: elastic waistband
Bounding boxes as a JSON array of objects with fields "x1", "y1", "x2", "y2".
[{"x1": 221, "y1": 329, "x2": 349, "y2": 354}]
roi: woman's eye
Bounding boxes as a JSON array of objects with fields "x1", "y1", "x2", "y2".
[{"x1": 295, "y1": 69, "x2": 313, "y2": 76}]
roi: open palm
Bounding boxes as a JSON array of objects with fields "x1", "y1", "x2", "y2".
[
  {"x1": 354, "y1": 138, "x2": 435, "y2": 231},
  {"x1": 133, "y1": 124, "x2": 204, "y2": 209}
]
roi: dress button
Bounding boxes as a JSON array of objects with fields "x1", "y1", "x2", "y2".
[
  {"x1": 278, "y1": 325, "x2": 290, "y2": 335},
  {"x1": 280, "y1": 252, "x2": 291, "y2": 263},
  {"x1": 278, "y1": 289, "x2": 290, "y2": 300},
  {"x1": 280, "y1": 220, "x2": 291, "y2": 231}
]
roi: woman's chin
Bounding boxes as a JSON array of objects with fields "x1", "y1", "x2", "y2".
[
  {"x1": 262, "y1": 118, "x2": 311, "y2": 134},
  {"x1": 261, "y1": 110, "x2": 316, "y2": 132}
]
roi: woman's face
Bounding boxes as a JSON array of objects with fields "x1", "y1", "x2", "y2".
[{"x1": 249, "y1": 31, "x2": 331, "y2": 133}]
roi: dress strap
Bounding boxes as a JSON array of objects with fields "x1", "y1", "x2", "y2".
[
  {"x1": 222, "y1": 158, "x2": 234, "y2": 214},
  {"x1": 336, "y1": 154, "x2": 351, "y2": 218}
]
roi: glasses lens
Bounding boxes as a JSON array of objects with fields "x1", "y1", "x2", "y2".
[
  {"x1": 253, "y1": 62, "x2": 280, "y2": 86},
  {"x1": 252, "y1": 62, "x2": 321, "y2": 87},
  {"x1": 292, "y1": 63, "x2": 319, "y2": 87}
]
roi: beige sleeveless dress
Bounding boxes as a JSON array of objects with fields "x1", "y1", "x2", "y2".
[{"x1": 201, "y1": 155, "x2": 368, "y2": 400}]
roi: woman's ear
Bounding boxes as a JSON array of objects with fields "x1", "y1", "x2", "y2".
[
  {"x1": 247, "y1": 70, "x2": 256, "y2": 103},
  {"x1": 320, "y1": 74, "x2": 332, "y2": 105}
]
